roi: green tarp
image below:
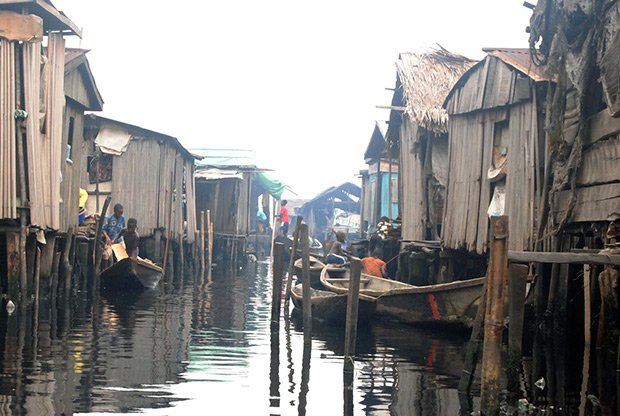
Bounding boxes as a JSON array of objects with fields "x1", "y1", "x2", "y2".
[{"x1": 255, "y1": 172, "x2": 287, "y2": 199}]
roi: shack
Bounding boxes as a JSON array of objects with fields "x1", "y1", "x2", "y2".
[
  {"x1": 83, "y1": 115, "x2": 198, "y2": 266},
  {"x1": 383, "y1": 49, "x2": 475, "y2": 283},
  {"x1": 0, "y1": 0, "x2": 82, "y2": 297},
  {"x1": 61, "y1": 49, "x2": 103, "y2": 231},
  {"x1": 442, "y1": 48, "x2": 548, "y2": 256},
  {"x1": 193, "y1": 149, "x2": 286, "y2": 265},
  {"x1": 360, "y1": 122, "x2": 398, "y2": 236},
  {"x1": 387, "y1": 50, "x2": 475, "y2": 243},
  {"x1": 298, "y1": 182, "x2": 361, "y2": 242}
]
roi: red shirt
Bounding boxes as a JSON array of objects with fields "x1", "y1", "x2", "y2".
[
  {"x1": 280, "y1": 206, "x2": 290, "y2": 223},
  {"x1": 361, "y1": 257, "x2": 386, "y2": 278}
]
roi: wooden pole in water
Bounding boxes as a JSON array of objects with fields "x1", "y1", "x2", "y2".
[
  {"x1": 200, "y1": 210, "x2": 206, "y2": 276},
  {"x1": 301, "y1": 224, "x2": 312, "y2": 343},
  {"x1": 284, "y1": 216, "x2": 303, "y2": 311},
  {"x1": 93, "y1": 196, "x2": 111, "y2": 276},
  {"x1": 344, "y1": 257, "x2": 362, "y2": 374},
  {"x1": 480, "y1": 215, "x2": 509, "y2": 416},
  {"x1": 507, "y1": 263, "x2": 529, "y2": 404},
  {"x1": 207, "y1": 210, "x2": 213, "y2": 282},
  {"x1": 458, "y1": 280, "x2": 487, "y2": 396},
  {"x1": 579, "y1": 264, "x2": 591, "y2": 416},
  {"x1": 271, "y1": 242, "x2": 285, "y2": 327}
]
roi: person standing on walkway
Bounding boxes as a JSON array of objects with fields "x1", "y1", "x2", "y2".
[{"x1": 278, "y1": 200, "x2": 290, "y2": 236}]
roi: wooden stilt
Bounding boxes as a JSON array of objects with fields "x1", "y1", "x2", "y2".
[
  {"x1": 480, "y1": 216, "x2": 509, "y2": 416},
  {"x1": 284, "y1": 216, "x2": 303, "y2": 310},
  {"x1": 458, "y1": 280, "x2": 487, "y2": 395},
  {"x1": 271, "y1": 242, "x2": 285, "y2": 327},
  {"x1": 579, "y1": 264, "x2": 591, "y2": 416},
  {"x1": 200, "y1": 210, "x2": 206, "y2": 276},
  {"x1": 301, "y1": 224, "x2": 311, "y2": 344},
  {"x1": 6, "y1": 232, "x2": 20, "y2": 301},
  {"x1": 553, "y1": 263, "x2": 569, "y2": 410},
  {"x1": 60, "y1": 227, "x2": 74, "y2": 289},
  {"x1": 507, "y1": 263, "x2": 529, "y2": 404},
  {"x1": 344, "y1": 257, "x2": 362, "y2": 374},
  {"x1": 208, "y1": 219, "x2": 213, "y2": 283}
]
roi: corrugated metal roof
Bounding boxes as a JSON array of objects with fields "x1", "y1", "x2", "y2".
[
  {"x1": 483, "y1": 48, "x2": 549, "y2": 82},
  {"x1": 192, "y1": 148, "x2": 257, "y2": 168}
]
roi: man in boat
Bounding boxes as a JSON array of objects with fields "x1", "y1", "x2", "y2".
[
  {"x1": 278, "y1": 200, "x2": 290, "y2": 236},
  {"x1": 326, "y1": 230, "x2": 349, "y2": 265},
  {"x1": 120, "y1": 218, "x2": 139, "y2": 259},
  {"x1": 103, "y1": 204, "x2": 126, "y2": 245},
  {"x1": 361, "y1": 249, "x2": 387, "y2": 278}
]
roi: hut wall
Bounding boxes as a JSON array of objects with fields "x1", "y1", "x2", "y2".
[
  {"x1": 443, "y1": 103, "x2": 539, "y2": 254},
  {"x1": 399, "y1": 120, "x2": 425, "y2": 241},
  {"x1": 184, "y1": 160, "x2": 197, "y2": 244},
  {"x1": 0, "y1": 39, "x2": 17, "y2": 221},
  {"x1": 553, "y1": 109, "x2": 620, "y2": 224},
  {"x1": 195, "y1": 177, "x2": 250, "y2": 237},
  {"x1": 59, "y1": 103, "x2": 85, "y2": 231}
]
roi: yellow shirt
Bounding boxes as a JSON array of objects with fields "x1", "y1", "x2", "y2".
[{"x1": 79, "y1": 188, "x2": 89, "y2": 208}]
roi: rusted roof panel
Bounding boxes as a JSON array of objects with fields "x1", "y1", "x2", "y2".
[{"x1": 483, "y1": 47, "x2": 549, "y2": 82}]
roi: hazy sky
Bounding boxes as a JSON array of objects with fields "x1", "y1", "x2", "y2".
[{"x1": 53, "y1": 0, "x2": 532, "y2": 198}]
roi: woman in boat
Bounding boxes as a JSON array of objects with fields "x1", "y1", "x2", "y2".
[{"x1": 326, "y1": 230, "x2": 349, "y2": 265}]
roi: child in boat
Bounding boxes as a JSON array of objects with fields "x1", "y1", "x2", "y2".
[
  {"x1": 361, "y1": 249, "x2": 387, "y2": 278},
  {"x1": 120, "y1": 218, "x2": 140, "y2": 259},
  {"x1": 326, "y1": 230, "x2": 349, "y2": 265}
]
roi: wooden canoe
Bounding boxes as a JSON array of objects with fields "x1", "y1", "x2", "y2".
[
  {"x1": 101, "y1": 257, "x2": 163, "y2": 291},
  {"x1": 320, "y1": 266, "x2": 485, "y2": 327},
  {"x1": 293, "y1": 256, "x2": 326, "y2": 289},
  {"x1": 290, "y1": 283, "x2": 376, "y2": 324}
]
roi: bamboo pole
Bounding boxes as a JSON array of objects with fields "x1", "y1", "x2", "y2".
[
  {"x1": 344, "y1": 257, "x2": 362, "y2": 374},
  {"x1": 61, "y1": 227, "x2": 74, "y2": 294},
  {"x1": 301, "y1": 224, "x2": 311, "y2": 344},
  {"x1": 480, "y1": 216, "x2": 509, "y2": 416},
  {"x1": 271, "y1": 242, "x2": 285, "y2": 327},
  {"x1": 579, "y1": 264, "x2": 591, "y2": 416},
  {"x1": 507, "y1": 263, "x2": 529, "y2": 404},
  {"x1": 200, "y1": 210, "x2": 206, "y2": 276},
  {"x1": 15, "y1": 47, "x2": 28, "y2": 301},
  {"x1": 284, "y1": 216, "x2": 303, "y2": 311}
]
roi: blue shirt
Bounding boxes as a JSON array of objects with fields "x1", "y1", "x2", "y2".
[{"x1": 103, "y1": 214, "x2": 126, "y2": 242}]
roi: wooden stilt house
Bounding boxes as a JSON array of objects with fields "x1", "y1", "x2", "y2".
[
  {"x1": 442, "y1": 48, "x2": 549, "y2": 255},
  {"x1": 360, "y1": 122, "x2": 398, "y2": 236},
  {"x1": 0, "y1": 1, "x2": 81, "y2": 295},
  {"x1": 61, "y1": 49, "x2": 103, "y2": 231},
  {"x1": 385, "y1": 50, "x2": 475, "y2": 243},
  {"x1": 82, "y1": 115, "x2": 198, "y2": 263}
]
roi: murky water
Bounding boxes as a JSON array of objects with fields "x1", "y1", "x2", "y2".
[{"x1": 0, "y1": 261, "x2": 476, "y2": 415}]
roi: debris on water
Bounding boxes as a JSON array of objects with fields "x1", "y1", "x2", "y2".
[
  {"x1": 518, "y1": 398, "x2": 533, "y2": 413},
  {"x1": 248, "y1": 254, "x2": 257, "y2": 262},
  {"x1": 6, "y1": 300, "x2": 15, "y2": 315},
  {"x1": 534, "y1": 377, "x2": 546, "y2": 390}
]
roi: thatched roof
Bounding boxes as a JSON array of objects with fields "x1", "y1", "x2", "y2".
[{"x1": 396, "y1": 47, "x2": 476, "y2": 133}]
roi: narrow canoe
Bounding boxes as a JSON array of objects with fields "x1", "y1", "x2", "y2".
[
  {"x1": 101, "y1": 257, "x2": 163, "y2": 291},
  {"x1": 290, "y1": 283, "x2": 376, "y2": 324},
  {"x1": 320, "y1": 266, "x2": 485, "y2": 327},
  {"x1": 293, "y1": 256, "x2": 326, "y2": 289}
]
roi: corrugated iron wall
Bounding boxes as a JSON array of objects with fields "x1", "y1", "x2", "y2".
[{"x1": 0, "y1": 39, "x2": 17, "y2": 220}]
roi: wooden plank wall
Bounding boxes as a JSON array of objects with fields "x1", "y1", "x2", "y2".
[
  {"x1": 184, "y1": 159, "x2": 197, "y2": 244},
  {"x1": 399, "y1": 117, "x2": 425, "y2": 240},
  {"x1": 0, "y1": 38, "x2": 17, "y2": 220},
  {"x1": 59, "y1": 104, "x2": 84, "y2": 231}
]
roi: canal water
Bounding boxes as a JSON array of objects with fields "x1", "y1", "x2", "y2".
[{"x1": 0, "y1": 261, "x2": 477, "y2": 415}]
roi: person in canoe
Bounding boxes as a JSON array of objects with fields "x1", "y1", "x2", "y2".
[
  {"x1": 326, "y1": 230, "x2": 349, "y2": 265},
  {"x1": 102, "y1": 204, "x2": 126, "y2": 265},
  {"x1": 361, "y1": 249, "x2": 388, "y2": 278},
  {"x1": 119, "y1": 218, "x2": 140, "y2": 259}
]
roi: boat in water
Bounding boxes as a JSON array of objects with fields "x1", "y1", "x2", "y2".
[
  {"x1": 290, "y1": 283, "x2": 376, "y2": 324},
  {"x1": 320, "y1": 266, "x2": 485, "y2": 327},
  {"x1": 101, "y1": 244, "x2": 163, "y2": 291},
  {"x1": 293, "y1": 256, "x2": 326, "y2": 289}
]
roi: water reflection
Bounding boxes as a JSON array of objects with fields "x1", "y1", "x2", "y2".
[{"x1": 0, "y1": 260, "x2": 474, "y2": 415}]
